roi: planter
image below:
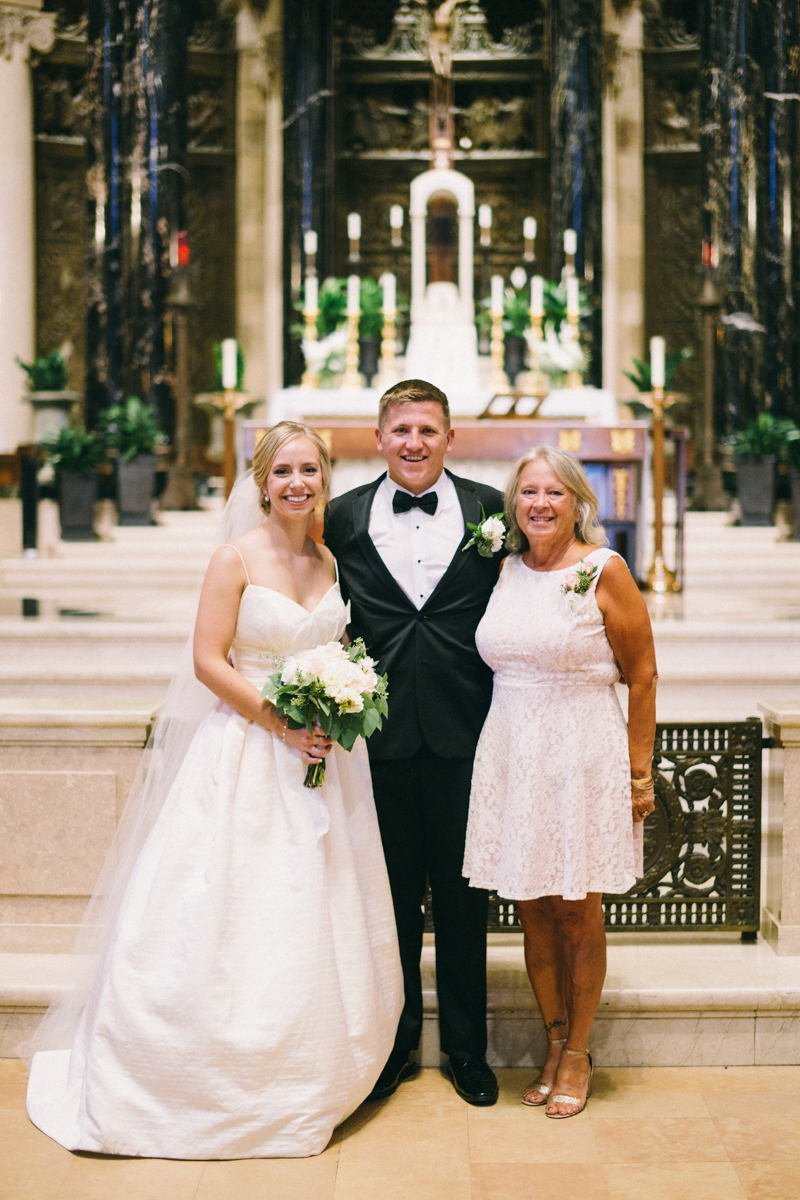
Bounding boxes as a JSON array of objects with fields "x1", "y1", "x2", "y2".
[
  {"x1": 735, "y1": 456, "x2": 775, "y2": 526},
  {"x1": 790, "y1": 469, "x2": 800, "y2": 542},
  {"x1": 358, "y1": 337, "x2": 380, "y2": 387},
  {"x1": 117, "y1": 454, "x2": 157, "y2": 525},
  {"x1": 58, "y1": 471, "x2": 98, "y2": 541},
  {"x1": 504, "y1": 335, "x2": 527, "y2": 386},
  {"x1": 23, "y1": 391, "x2": 82, "y2": 442}
]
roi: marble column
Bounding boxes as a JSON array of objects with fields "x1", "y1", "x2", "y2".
[
  {"x1": 235, "y1": 0, "x2": 283, "y2": 411},
  {"x1": 602, "y1": 0, "x2": 645, "y2": 399},
  {"x1": 758, "y1": 0, "x2": 799, "y2": 423},
  {"x1": 85, "y1": 0, "x2": 125, "y2": 426},
  {"x1": 0, "y1": 1, "x2": 54, "y2": 451},
  {"x1": 700, "y1": 0, "x2": 762, "y2": 435},
  {"x1": 282, "y1": 0, "x2": 333, "y2": 385},
  {"x1": 550, "y1": 0, "x2": 604, "y2": 387}
]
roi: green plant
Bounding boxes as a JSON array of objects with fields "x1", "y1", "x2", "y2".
[
  {"x1": 733, "y1": 413, "x2": 797, "y2": 459},
  {"x1": 476, "y1": 278, "x2": 590, "y2": 340},
  {"x1": 16, "y1": 350, "x2": 69, "y2": 391},
  {"x1": 292, "y1": 276, "x2": 410, "y2": 346},
  {"x1": 357, "y1": 277, "x2": 384, "y2": 340},
  {"x1": 98, "y1": 396, "x2": 166, "y2": 462},
  {"x1": 623, "y1": 347, "x2": 693, "y2": 393},
  {"x1": 211, "y1": 341, "x2": 245, "y2": 391},
  {"x1": 781, "y1": 424, "x2": 800, "y2": 470},
  {"x1": 44, "y1": 426, "x2": 104, "y2": 476}
]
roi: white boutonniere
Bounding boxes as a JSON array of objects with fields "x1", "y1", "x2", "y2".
[
  {"x1": 561, "y1": 558, "x2": 598, "y2": 610},
  {"x1": 462, "y1": 506, "x2": 507, "y2": 558}
]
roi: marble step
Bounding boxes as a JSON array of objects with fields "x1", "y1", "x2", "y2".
[{"x1": 4, "y1": 936, "x2": 799, "y2": 1064}]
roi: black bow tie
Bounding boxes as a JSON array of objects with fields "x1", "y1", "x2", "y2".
[{"x1": 392, "y1": 489, "x2": 438, "y2": 516}]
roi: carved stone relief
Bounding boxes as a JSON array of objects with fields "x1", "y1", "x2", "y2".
[
  {"x1": 645, "y1": 75, "x2": 700, "y2": 150},
  {"x1": 0, "y1": 4, "x2": 56, "y2": 61},
  {"x1": 342, "y1": 0, "x2": 540, "y2": 63}
]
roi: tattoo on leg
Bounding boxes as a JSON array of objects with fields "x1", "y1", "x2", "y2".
[{"x1": 545, "y1": 1017, "x2": 568, "y2": 1035}]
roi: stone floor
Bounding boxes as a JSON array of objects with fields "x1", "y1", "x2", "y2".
[{"x1": 2, "y1": 1060, "x2": 799, "y2": 1199}]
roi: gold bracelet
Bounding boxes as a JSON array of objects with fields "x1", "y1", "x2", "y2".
[{"x1": 631, "y1": 776, "x2": 653, "y2": 789}]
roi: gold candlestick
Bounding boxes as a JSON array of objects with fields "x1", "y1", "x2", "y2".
[
  {"x1": 490, "y1": 312, "x2": 508, "y2": 393},
  {"x1": 564, "y1": 312, "x2": 583, "y2": 389},
  {"x1": 642, "y1": 385, "x2": 679, "y2": 595},
  {"x1": 341, "y1": 314, "x2": 363, "y2": 389},
  {"x1": 377, "y1": 310, "x2": 397, "y2": 389},
  {"x1": 208, "y1": 388, "x2": 252, "y2": 500},
  {"x1": 301, "y1": 309, "x2": 319, "y2": 388}
]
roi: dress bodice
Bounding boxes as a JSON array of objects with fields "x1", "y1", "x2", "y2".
[
  {"x1": 475, "y1": 548, "x2": 620, "y2": 688},
  {"x1": 231, "y1": 584, "x2": 349, "y2": 688}
]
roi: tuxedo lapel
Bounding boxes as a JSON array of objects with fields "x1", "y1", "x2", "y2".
[
  {"x1": 352, "y1": 476, "x2": 416, "y2": 609},
  {"x1": 422, "y1": 473, "x2": 484, "y2": 609}
]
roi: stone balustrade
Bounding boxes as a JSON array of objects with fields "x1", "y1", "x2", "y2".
[{"x1": 760, "y1": 701, "x2": 800, "y2": 956}]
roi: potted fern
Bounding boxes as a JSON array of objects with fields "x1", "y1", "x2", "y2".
[
  {"x1": 732, "y1": 413, "x2": 795, "y2": 526},
  {"x1": 17, "y1": 350, "x2": 81, "y2": 441},
  {"x1": 44, "y1": 426, "x2": 104, "y2": 540},
  {"x1": 98, "y1": 397, "x2": 166, "y2": 525}
]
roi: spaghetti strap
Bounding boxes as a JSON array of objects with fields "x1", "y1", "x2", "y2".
[{"x1": 225, "y1": 543, "x2": 251, "y2": 586}]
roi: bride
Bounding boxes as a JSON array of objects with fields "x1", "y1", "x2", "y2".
[{"x1": 25, "y1": 421, "x2": 403, "y2": 1159}]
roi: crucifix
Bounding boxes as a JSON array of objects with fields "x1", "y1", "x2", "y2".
[{"x1": 414, "y1": 0, "x2": 468, "y2": 168}]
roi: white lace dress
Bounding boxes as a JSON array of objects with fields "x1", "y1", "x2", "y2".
[
  {"x1": 463, "y1": 548, "x2": 641, "y2": 901},
  {"x1": 27, "y1": 582, "x2": 402, "y2": 1159}
]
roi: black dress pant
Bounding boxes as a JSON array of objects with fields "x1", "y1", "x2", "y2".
[{"x1": 369, "y1": 746, "x2": 489, "y2": 1062}]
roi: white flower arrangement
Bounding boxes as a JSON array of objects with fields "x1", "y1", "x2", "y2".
[
  {"x1": 561, "y1": 559, "x2": 599, "y2": 611},
  {"x1": 301, "y1": 327, "x2": 349, "y2": 379},
  {"x1": 525, "y1": 322, "x2": 586, "y2": 380},
  {"x1": 462, "y1": 507, "x2": 507, "y2": 558}
]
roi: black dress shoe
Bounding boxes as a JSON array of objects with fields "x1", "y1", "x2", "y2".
[
  {"x1": 366, "y1": 1049, "x2": 418, "y2": 1101},
  {"x1": 447, "y1": 1057, "x2": 498, "y2": 1106}
]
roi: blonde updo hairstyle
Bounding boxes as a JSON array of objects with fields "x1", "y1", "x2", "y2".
[
  {"x1": 504, "y1": 444, "x2": 608, "y2": 554},
  {"x1": 252, "y1": 421, "x2": 332, "y2": 516}
]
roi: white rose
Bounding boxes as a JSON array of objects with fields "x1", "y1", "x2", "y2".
[
  {"x1": 481, "y1": 516, "x2": 506, "y2": 552},
  {"x1": 280, "y1": 658, "x2": 299, "y2": 685}
]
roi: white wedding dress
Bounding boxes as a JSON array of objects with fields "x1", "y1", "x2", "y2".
[{"x1": 27, "y1": 580, "x2": 403, "y2": 1159}]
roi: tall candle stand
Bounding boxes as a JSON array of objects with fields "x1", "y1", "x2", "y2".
[
  {"x1": 564, "y1": 310, "x2": 583, "y2": 390},
  {"x1": 490, "y1": 310, "x2": 509, "y2": 393},
  {"x1": 208, "y1": 387, "x2": 252, "y2": 500},
  {"x1": 300, "y1": 307, "x2": 319, "y2": 388},
  {"x1": 341, "y1": 314, "x2": 363, "y2": 389},
  {"x1": 644, "y1": 384, "x2": 679, "y2": 595},
  {"x1": 377, "y1": 310, "x2": 397, "y2": 389}
]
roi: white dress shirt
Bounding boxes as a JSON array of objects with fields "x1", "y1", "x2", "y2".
[{"x1": 368, "y1": 471, "x2": 464, "y2": 609}]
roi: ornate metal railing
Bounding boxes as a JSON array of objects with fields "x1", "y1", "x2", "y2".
[{"x1": 426, "y1": 719, "x2": 763, "y2": 936}]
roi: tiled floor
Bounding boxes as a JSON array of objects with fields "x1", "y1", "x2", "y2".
[{"x1": 2, "y1": 1060, "x2": 799, "y2": 1200}]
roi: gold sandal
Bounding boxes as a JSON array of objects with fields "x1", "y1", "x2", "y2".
[
  {"x1": 545, "y1": 1048, "x2": 593, "y2": 1119},
  {"x1": 521, "y1": 1038, "x2": 567, "y2": 1107}
]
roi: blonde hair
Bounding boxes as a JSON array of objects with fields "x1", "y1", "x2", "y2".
[
  {"x1": 378, "y1": 378, "x2": 451, "y2": 432},
  {"x1": 504, "y1": 444, "x2": 608, "y2": 553},
  {"x1": 252, "y1": 421, "x2": 332, "y2": 515}
]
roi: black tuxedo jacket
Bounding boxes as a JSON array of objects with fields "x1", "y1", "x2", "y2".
[{"x1": 323, "y1": 471, "x2": 504, "y2": 762}]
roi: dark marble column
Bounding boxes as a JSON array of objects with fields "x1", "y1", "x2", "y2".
[
  {"x1": 127, "y1": 0, "x2": 189, "y2": 435},
  {"x1": 700, "y1": 0, "x2": 763, "y2": 435},
  {"x1": 550, "y1": 0, "x2": 603, "y2": 387},
  {"x1": 758, "y1": 0, "x2": 799, "y2": 423},
  {"x1": 282, "y1": 0, "x2": 335, "y2": 385},
  {"x1": 85, "y1": 0, "x2": 125, "y2": 426}
]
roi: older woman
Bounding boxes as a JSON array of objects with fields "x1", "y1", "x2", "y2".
[{"x1": 463, "y1": 445, "x2": 657, "y2": 1118}]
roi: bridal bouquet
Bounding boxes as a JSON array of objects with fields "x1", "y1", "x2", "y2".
[{"x1": 262, "y1": 639, "x2": 388, "y2": 788}]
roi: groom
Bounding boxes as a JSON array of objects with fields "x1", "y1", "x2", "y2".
[{"x1": 324, "y1": 379, "x2": 503, "y2": 1106}]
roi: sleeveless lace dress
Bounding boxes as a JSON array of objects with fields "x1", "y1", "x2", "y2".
[
  {"x1": 27, "y1": 581, "x2": 402, "y2": 1159},
  {"x1": 463, "y1": 548, "x2": 641, "y2": 901}
]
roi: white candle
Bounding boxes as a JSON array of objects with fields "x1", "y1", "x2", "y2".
[
  {"x1": 566, "y1": 276, "x2": 580, "y2": 319},
  {"x1": 381, "y1": 271, "x2": 396, "y2": 314},
  {"x1": 221, "y1": 338, "x2": 238, "y2": 390},
  {"x1": 347, "y1": 212, "x2": 361, "y2": 241},
  {"x1": 304, "y1": 275, "x2": 318, "y2": 315},
  {"x1": 303, "y1": 229, "x2": 317, "y2": 256},
  {"x1": 478, "y1": 204, "x2": 492, "y2": 229},
  {"x1": 523, "y1": 217, "x2": 537, "y2": 240},
  {"x1": 389, "y1": 205, "x2": 404, "y2": 230},
  {"x1": 347, "y1": 274, "x2": 361, "y2": 317},
  {"x1": 490, "y1": 274, "x2": 505, "y2": 317},
  {"x1": 650, "y1": 336, "x2": 666, "y2": 389},
  {"x1": 531, "y1": 275, "x2": 544, "y2": 317},
  {"x1": 564, "y1": 228, "x2": 577, "y2": 256}
]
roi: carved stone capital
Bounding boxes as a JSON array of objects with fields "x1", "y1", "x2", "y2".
[{"x1": 0, "y1": 3, "x2": 56, "y2": 63}]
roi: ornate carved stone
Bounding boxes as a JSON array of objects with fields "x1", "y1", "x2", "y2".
[
  {"x1": 342, "y1": 0, "x2": 539, "y2": 63},
  {"x1": 643, "y1": 0, "x2": 700, "y2": 51},
  {"x1": 0, "y1": 3, "x2": 56, "y2": 61}
]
